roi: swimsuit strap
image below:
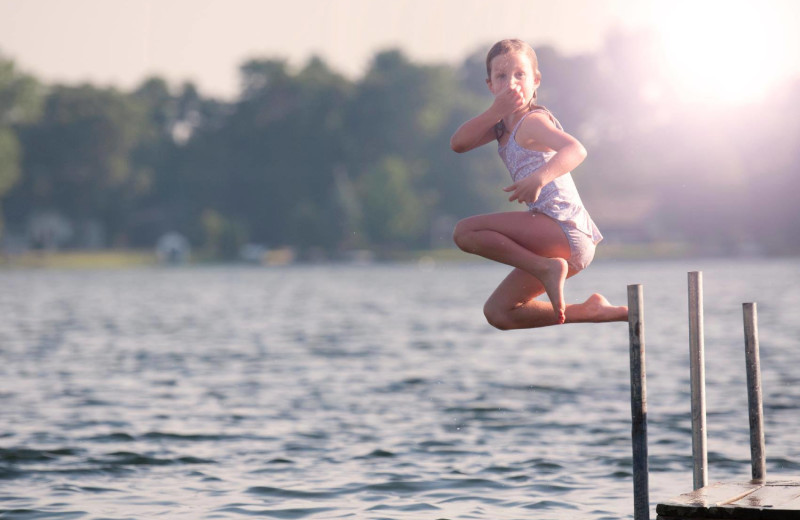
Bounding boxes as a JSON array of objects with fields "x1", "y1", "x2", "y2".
[
  {"x1": 509, "y1": 110, "x2": 535, "y2": 137},
  {"x1": 510, "y1": 106, "x2": 563, "y2": 137}
]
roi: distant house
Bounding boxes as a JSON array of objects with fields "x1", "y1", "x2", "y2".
[
  {"x1": 28, "y1": 212, "x2": 73, "y2": 250},
  {"x1": 156, "y1": 232, "x2": 191, "y2": 264}
]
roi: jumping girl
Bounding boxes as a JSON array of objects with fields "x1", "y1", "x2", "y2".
[{"x1": 450, "y1": 39, "x2": 628, "y2": 329}]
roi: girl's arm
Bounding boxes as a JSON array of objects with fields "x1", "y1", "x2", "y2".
[
  {"x1": 450, "y1": 85, "x2": 526, "y2": 153},
  {"x1": 504, "y1": 113, "x2": 587, "y2": 204},
  {"x1": 449, "y1": 110, "x2": 500, "y2": 153}
]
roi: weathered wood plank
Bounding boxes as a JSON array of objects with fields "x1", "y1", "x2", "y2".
[
  {"x1": 660, "y1": 481, "x2": 762, "y2": 508},
  {"x1": 780, "y1": 495, "x2": 800, "y2": 511},
  {"x1": 657, "y1": 479, "x2": 800, "y2": 519},
  {"x1": 730, "y1": 481, "x2": 800, "y2": 509}
]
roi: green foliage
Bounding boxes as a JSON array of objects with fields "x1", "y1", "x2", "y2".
[
  {"x1": 200, "y1": 208, "x2": 247, "y2": 261},
  {"x1": 175, "y1": 57, "x2": 353, "y2": 253},
  {"x1": 0, "y1": 54, "x2": 43, "y2": 126},
  {"x1": 0, "y1": 127, "x2": 20, "y2": 236},
  {"x1": 0, "y1": 52, "x2": 44, "y2": 239},
  {"x1": 360, "y1": 156, "x2": 425, "y2": 246},
  {"x1": 0, "y1": 127, "x2": 20, "y2": 196},
  {"x1": 14, "y1": 85, "x2": 147, "y2": 228}
]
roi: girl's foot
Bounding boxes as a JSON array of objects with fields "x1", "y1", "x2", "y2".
[
  {"x1": 569, "y1": 293, "x2": 628, "y2": 323},
  {"x1": 537, "y1": 257, "x2": 568, "y2": 324}
]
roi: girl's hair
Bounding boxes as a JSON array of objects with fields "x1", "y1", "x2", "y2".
[{"x1": 486, "y1": 39, "x2": 541, "y2": 139}]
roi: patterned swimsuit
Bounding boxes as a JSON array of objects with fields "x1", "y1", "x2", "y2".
[{"x1": 498, "y1": 108, "x2": 602, "y2": 271}]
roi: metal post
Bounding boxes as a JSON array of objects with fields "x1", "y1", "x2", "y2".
[
  {"x1": 628, "y1": 284, "x2": 650, "y2": 520},
  {"x1": 688, "y1": 271, "x2": 708, "y2": 490},
  {"x1": 743, "y1": 302, "x2": 766, "y2": 482}
]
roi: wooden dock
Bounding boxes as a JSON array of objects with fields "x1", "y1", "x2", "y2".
[
  {"x1": 627, "y1": 274, "x2": 799, "y2": 520},
  {"x1": 657, "y1": 479, "x2": 800, "y2": 519}
]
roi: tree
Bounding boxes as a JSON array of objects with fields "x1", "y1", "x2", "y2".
[
  {"x1": 123, "y1": 77, "x2": 228, "y2": 247},
  {"x1": 8, "y1": 84, "x2": 147, "y2": 246},
  {"x1": 360, "y1": 156, "x2": 425, "y2": 246},
  {"x1": 345, "y1": 49, "x2": 502, "y2": 248},
  {"x1": 176, "y1": 56, "x2": 352, "y2": 255},
  {"x1": 0, "y1": 52, "x2": 42, "y2": 128},
  {"x1": 0, "y1": 52, "x2": 43, "y2": 238}
]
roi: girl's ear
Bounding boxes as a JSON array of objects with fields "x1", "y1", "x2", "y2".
[
  {"x1": 534, "y1": 70, "x2": 542, "y2": 87},
  {"x1": 485, "y1": 77, "x2": 493, "y2": 92}
]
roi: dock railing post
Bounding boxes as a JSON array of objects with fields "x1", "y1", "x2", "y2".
[
  {"x1": 688, "y1": 271, "x2": 708, "y2": 490},
  {"x1": 743, "y1": 302, "x2": 766, "y2": 482},
  {"x1": 627, "y1": 284, "x2": 650, "y2": 520}
]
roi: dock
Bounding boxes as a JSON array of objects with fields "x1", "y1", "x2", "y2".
[
  {"x1": 657, "y1": 479, "x2": 800, "y2": 519},
  {"x1": 626, "y1": 273, "x2": 800, "y2": 520}
]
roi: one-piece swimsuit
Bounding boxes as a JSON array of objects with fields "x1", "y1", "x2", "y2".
[{"x1": 498, "y1": 107, "x2": 602, "y2": 271}]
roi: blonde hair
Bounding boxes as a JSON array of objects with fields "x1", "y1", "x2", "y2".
[{"x1": 485, "y1": 39, "x2": 542, "y2": 138}]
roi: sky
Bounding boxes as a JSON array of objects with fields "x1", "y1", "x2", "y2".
[{"x1": 1, "y1": 0, "x2": 799, "y2": 102}]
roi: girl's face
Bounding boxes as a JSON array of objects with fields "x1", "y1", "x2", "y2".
[{"x1": 486, "y1": 51, "x2": 539, "y2": 107}]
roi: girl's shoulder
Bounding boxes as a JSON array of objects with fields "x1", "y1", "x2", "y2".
[
  {"x1": 500, "y1": 107, "x2": 560, "y2": 144},
  {"x1": 516, "y1": 107, "x2": 561, "y2": 137},
  {"x1": 523, "y1": 106, "x2": 560, "y2": 128},
  {"x1": 515, "y1": 107, "x2": 569, "y2": 153}
]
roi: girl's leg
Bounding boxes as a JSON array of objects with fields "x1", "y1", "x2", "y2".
[
  {"x1": 453, "y1": 211, "x2": 571, "y2": 323},
  {"x1": 483, "y1": 268, "x2": 628, "y2": 330}
]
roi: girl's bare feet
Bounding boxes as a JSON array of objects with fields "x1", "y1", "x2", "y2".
[
  {"x1": 536, "y1": 257, "x2": 568, "y2": 324},
  {"x1": 567, "y1": 293, "x2": 628, "y2": 323}
]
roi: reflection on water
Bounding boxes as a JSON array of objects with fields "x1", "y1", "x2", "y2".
[{"x1": 1, "y1": 259, "x2": 798, "y2": 519}]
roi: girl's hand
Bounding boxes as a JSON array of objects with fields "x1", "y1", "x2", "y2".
[
  {"x1": 491, "y1": 84, "x2": 526, "y2": 119},
  {"x1": 503, "y1": 174, "x2": 543, "y2": 205}
]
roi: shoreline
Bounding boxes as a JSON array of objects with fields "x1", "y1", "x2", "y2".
[{"x1": 0, "y1": 244, "x2": 793, "y2": 270}]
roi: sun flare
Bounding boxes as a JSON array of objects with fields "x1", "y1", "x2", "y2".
[{"x1": 651, "y1": 0, "x2": 794, "y2": 105}]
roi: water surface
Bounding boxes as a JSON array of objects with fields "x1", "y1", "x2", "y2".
[{"x1": 1, "y1": 259, "x2": 798, "y2": 519}]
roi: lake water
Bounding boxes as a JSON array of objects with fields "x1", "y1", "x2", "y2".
[{"x1": 1, "y1": 258, "x2": 799, "y2": 519}]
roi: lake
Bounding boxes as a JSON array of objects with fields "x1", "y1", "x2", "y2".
[{"x1": 1, "y1": 258, "x2": 799, "y2": 519}]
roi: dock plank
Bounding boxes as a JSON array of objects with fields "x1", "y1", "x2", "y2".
[
  {"x1": 729, "y1": 481, "x2": 800, "y2": 509},
  {"x1": 657, "y1": 479, "x2": 800, "y2": 519},
  {"x1": 660, "y1": 481, "x2": 762, "y2": 508},
  {"x1": 780, "y1": 496, "x2": 800, "y2": 511}
]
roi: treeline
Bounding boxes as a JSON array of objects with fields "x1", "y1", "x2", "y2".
[{"x1": 2, "y1": 30, "x2": 800, "y2": 260}]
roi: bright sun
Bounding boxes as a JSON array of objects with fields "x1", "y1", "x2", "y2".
[{"x1": 651, "y1": 0, "x2": 794, "y2": 105}]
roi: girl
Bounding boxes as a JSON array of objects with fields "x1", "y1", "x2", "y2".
[{"x1": 450, "y1": 39, "x2": 627, "y2": 328}]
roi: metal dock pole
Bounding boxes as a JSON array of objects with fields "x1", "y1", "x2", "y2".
[
  {"x1": 627, "y1": 284, "x2": 650, "y2": 520},
  {"x1": 743, "y1": 302, "x2": 766, "y2": 482},
  {"x1": 688, "y1": 271, "x2": 708, "y2": 490}
]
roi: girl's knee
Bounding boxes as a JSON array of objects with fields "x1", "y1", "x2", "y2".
[
  {"x1": 483, "y1": 302, "x2": 514, "y2": 331},
  {"x1": 452, "y1": 219, "x2": 474, "y2": 251}
]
